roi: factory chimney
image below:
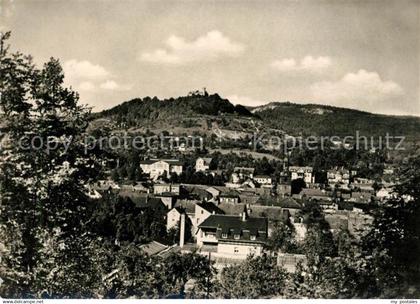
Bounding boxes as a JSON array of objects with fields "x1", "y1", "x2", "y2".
[{"x1": 179, "y1": 213, "x2": 186, "y2": 248}]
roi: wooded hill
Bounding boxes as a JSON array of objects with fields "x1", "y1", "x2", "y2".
[
  {"x1": 251, "y1": 102, "x2": 420, "y2": 138},
  {"x1": 95, "y1": 93, "x2": 420, "y2": 139}
]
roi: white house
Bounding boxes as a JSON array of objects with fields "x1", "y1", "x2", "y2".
[
  {"x1": 253, "y1": 175, "x2": 272, "y2": 185},
  {"x1": 352, "y1": 177, "x2": 375, "y2": 192},
  {"x1": 140, "y1": 159, "x2": 183, "y2": 180},
  {"x1": 327, "y1": 167, "x2": 350, "y2": 186},
  {"x1": 167, "y1": 207, "x2": 184, "y2": 230},
  {"x1": 289, "y1": 166, "x2": 314, "y2": 184},
  {"x1": 154, "y1": 183, "x2": 181, "y2": 195},
  {"x1": 195, "y1": 157, "x2": 212, "y2": 172},
  {"x1": 196, "y1": 213, "x2": 268, "y2": 259},
  {"x1": 219, "y1": 192, "x2": 240, "y2": 204},
  {"x1": 376, "y1": 188, "x2": 394, "y2": 201},
  {"x1": 233, "y1": 167, "x2": 255, "y2": 182}
]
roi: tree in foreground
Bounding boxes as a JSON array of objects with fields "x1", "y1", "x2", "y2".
[
  {"x1": 99, "y1": 246, "x2": 216, "y2": 299},
  {"x1": 0, "y1": 31, "x2": 100, "y2": 297},
  {"x1": 357, "y1": 157, "x2": 420, "y2": 298},
  {"x1": 286, "y1": 157, "x2": 420, "y2": 299},
  {"x1": 265, "y1": 219, "x2": 301, "y2": 254},
  {"x1": 216, "y1": 254, "x2": 287, "y2": 298}
]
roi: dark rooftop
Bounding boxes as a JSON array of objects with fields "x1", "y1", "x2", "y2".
[
  {"x1": 139, "y1": 241, "x2": 168, "y2": 256},
  {"x1": 197, "y1": 201, "x2": 224, "y2": 215},
  {"x1": 234, "y1": 167, "x2": 255, "y2": 173},
  {"x1": 277, "y1": 197, "x2": 302, "y2": 209},
  {"x1": 174, "y1": 200, "x2": 197, "y2": 214},
  {"x1": 199, "y1": 214, "x2": 268, "y2": 242},
  {"x1": 140, "y1": 159, "x2": 184, "y2": 165},
  {"x1": 220, "y1": 191, "x2": 240, "y2": 198}
]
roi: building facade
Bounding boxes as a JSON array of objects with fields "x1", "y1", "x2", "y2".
[
  {"x1": 253, "y1": 175, "x2": 273, "y2": 185},
  {"x1": 154, "y1": 183, "x2": 181, "y2": 195},
  {"x1": 327, "y1": 168, "x2": 350, "y2": 186},
  {"x1": 197, "y1": 213, "x2": 268, "y2": 259},
  {"x1": 140, "y1": 159, "x2": 183, "y2": 180},
  {"x1": 289, "y1": 166, "x2": 314, "y2": 184}
]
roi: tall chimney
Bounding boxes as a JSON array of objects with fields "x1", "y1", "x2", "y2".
[
  {"x1": 179, "y1": 213, "x2": 186, "y2": 248},
  {"x1": 241, "y1": 212, "x2": 247, "y2": 222},
  {"x1": 246, "y1": 203, "x2": 251, "y2": 214}
]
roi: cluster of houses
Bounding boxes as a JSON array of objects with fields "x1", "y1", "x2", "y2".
[{"x1": 93, "y1": 157, "x2": 397, "y2": 270}]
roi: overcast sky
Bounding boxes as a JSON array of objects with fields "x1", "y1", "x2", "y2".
[{"x1": 1, "y1": 0, "x2": 419, "y2": 115}]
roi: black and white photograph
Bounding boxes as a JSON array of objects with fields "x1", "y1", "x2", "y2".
[{"x1": 0, "y1": 0, "x2": 419, "y2": 302}]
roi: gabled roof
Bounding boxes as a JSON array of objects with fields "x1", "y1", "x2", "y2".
[
  {"x1": 277, "y1": 197, "x2": 302, "y2": 209},
  {"x1": 197, "y1": 201, "x2": 224, "y2": 215},
  {"x1": 238, "y1": 193, "x2": 261, "y2": 205},
  {"x1": 187, "y1": 186, "x2": 213, "y2": 198},
  {"x1": 206, "y1": 186, "x2": 221, "y2": 196},
  {"x1": 218, "y1": 203, "x2": 248, "y2": 216},
  {"x1": 171, "y1": 207, "x2": 184, "y2": 214},
  {"x1": 198, "y1": 157, "x2": 212, "y2": 165},
  {"x1": 220, "y1": 191, "x2": 240, "y2": 198},
  {"x1": 139, "y1": 241, "x2": 168, "y2": 256},
  {"x1": 174, "y1": 200, "x2": 196, "y2": 214},
  {"x1": 247, "y1": 205, "x2": 285, "y2": 221},
  {"x1": 140, "y1": 159, "x2": 183, "y2": 166},
  {"x1": 133, "y1": 197, "x2": 166, "y2": 209},
  {"x1": 241, "y1": 179, "x2": 256, "y2": 187}
]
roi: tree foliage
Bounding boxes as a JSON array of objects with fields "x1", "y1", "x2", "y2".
[
  {"x1": 0, "y1": 31, "x2": 99, "y2": 297},
  {"x1": 216, "y1": 255, "x2": 287, "y2": 298}
]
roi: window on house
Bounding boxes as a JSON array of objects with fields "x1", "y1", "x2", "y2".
[
  {"x1": 222, "y1": 233, "x2": 227, "y2": 238},
  {"x1": 250, "y1": 235, "x2": 256, "y2": 241},
  {"x1": 201, "y1": 210, "x2": 204, "y2": 214},
  {"x1": 234, "y1": 247, "x2": 239, "y2": 253},
  {"x1": 234, "y1": 234, "x2": 240, "y2": 240}
]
